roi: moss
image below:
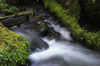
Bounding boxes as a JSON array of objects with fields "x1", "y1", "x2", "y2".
[
  {"x1": 16, "y1": 10, "x2": 33, "y2": 16},
  {"x1": 0, "y1": 23, "x2": 30, "y2": 66},
  {"x1": 43, "y1": 0, "x2": 100, "y2": 50},
  {"x1": 36, "y1": 22, "x2": 47, "y2": 30},
  {"x1": 36, "y1": 22, "x2": 49, "y2": 36}
]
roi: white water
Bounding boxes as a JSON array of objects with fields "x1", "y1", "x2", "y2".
[{"x1": 28, "y1": 19, "x2": 100, "y2": 66}]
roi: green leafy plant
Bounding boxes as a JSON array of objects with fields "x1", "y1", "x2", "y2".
[{"x1": 0, "y1": 23, "x2": 30, "y2": 66}]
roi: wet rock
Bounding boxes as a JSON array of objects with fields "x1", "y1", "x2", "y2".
[
  {"x1": 11, "y1": 24, "x2": 49, "y2": 52},
  {"x1": 0, "y1": 15, "x2": 29, "y2": 28},
  {"x1": 36, "y1": 22, "x2": 49, "y2": 36},
  {"x1": 47, "y1": 27, "x2": 60, "y2": 40},
  {"x1": 36, "y1": 22, "x2": 60, "y2": 39},
  {"x1": 29, "y1": 34, "x2": 49, "y2": 52},
  {"x1": 29, "y1": 16, "x2": 44, "y2": 23}
]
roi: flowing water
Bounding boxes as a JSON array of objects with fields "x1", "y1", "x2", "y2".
[
  {"x1": 29, "y1": 18, "x2": 100, "y2": 66},
  {"x1": 11, "y1": 14, "x2": 100, "y2": 66}
]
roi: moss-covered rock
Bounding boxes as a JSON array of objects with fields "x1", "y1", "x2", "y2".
[
  {"x1": 36, "y1": 22, "x2": 49, "y2": 36},
  {"x1": 0, "y1": 23, "x2": 30, "y2": 66}
]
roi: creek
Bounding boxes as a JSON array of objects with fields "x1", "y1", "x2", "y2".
[
  {"x1": 11, "y1": 16, "x2": 100, "y2": 66},
  {"x1": 10, "y1": 3, "x2": 100, "y2": 66}
]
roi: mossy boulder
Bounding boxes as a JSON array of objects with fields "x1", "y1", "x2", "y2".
[
  {"x1": 0, "y1": 23, "x2": 30, "y2": 66},
  {"x1": 36, "y1": 22, "x2": 49, "y2": 36}
]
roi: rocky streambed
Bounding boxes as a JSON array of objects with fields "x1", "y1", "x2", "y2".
[{"x1": 11, "y1": 10, "x2": 100, "y2": 66}]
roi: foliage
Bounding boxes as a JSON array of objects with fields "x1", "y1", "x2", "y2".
[
  {"x1": 0, "y1": 1, "x2": 18, "y2": 15},
  {"x1": 83, "y1": 0, "x2": 100, "y2": 16},
  {"x1": 56, "y1": 0, "x2": 80, "y2": 17},
  {"x1": 0, "y1": 23, "x2": 30, "y2": 66},
  {"x1": 82, "y1": 32, "x2": 99, "y2": 46}
]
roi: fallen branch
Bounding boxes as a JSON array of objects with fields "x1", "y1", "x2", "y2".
[
  {"x1": 0, "y1": 11, "x2": 33, "y2": 28},
  {"x1": 0, "y1": 11, "x2": 33, "y2": 21}
]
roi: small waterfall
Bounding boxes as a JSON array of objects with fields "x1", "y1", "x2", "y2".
[{"x1": 29, "y1": 18, "x2": 100, "y2": 66}]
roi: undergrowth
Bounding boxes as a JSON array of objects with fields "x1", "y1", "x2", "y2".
[{"x1": 0, "y1": 23, "x2": 30, "y2": 66}]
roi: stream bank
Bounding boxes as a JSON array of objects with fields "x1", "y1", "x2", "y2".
[
  {"x1": 0, "y1": 23, "x2": 30, "y2": 66},
  {"x1": 43, "y1": 0, "x2": 100, "y2": 52}
]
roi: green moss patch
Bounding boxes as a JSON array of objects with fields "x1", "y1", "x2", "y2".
[{"x1": 0, "y1": 23, "x2": 30, "y2": 66}]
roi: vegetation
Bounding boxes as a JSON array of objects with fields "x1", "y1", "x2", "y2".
[
  {"x1": 83, "y1": 0, "x2": 100, "y2": 16},
  {"x1": 0, "y1": 0, "x2": 100, "y2": 65},
  {"x1": 43, "y1": 0, "x2": 83, "y2": 38},
  {"x1": 0, "y1": 23, "x2": 30, "y2": 66},
  {"x1": 0, "y1": 0, "x2": 18, "y2": 15},
  {"x1": 43, "y1": 0, "x2": 100, "y2": 50},
  {"x1": 57, "y1": 0, "x2": 81, "y2": 17},
  {"x1": 36, "y1": 22, "x2": 48, "y2": 32},
  {"x1": 83, "y1": 0, "x2": 100, "y2": 24},
  {"x1": 82, "y1": 32, "x2": 100, "y2": 49}
]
